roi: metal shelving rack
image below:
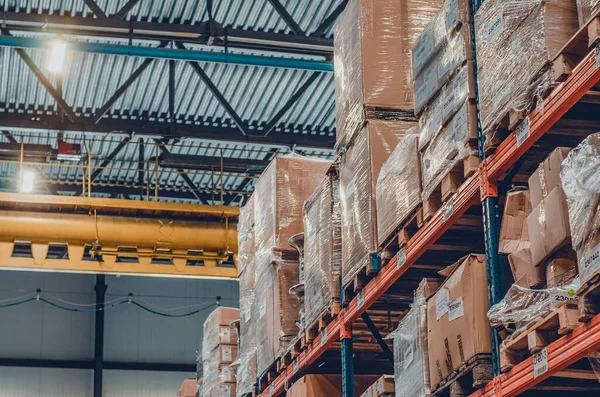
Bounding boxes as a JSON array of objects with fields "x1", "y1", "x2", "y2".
[{"x1": 258, "y1": 2, "x2": 600, "y2": 396}]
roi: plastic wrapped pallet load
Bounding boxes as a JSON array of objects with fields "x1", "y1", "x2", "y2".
[
  {"x1": 577, "y1": 0, "x2": 600, "y2": 26},
  {"x1": 561, "y1": 133, "x2": 600, "y2": 287},
  {"x1": 375, "y1": 129, "x2": 422, "y2": 247},
  {"x1": 236, "y1": 259, "x2": 257, "y2": 397},
  {"x1": 236, "y1": 195, "x2": 254, "y2": 276},
  {"x1": 427, "y1": 254, "x2": 491, "y2": 389},
  {"x1": 303, "y1": 171, "x2": 342, "y2": 330},
  {"x1": 340, "y1": 120, "x2": 415, "y2": 288},
  {"x1": 474, "y1": 0, "x2": 579, "y2": 149},
  {"x1": 333, "y1": 0, "x2": 444, "y2": 149}
]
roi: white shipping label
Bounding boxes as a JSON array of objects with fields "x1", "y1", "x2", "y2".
[
  {"x1": 436, "y1": 288, "x2": 450, "y2": 320},
  {"x1": 259, "y1": 299, "x2": 267, "y2": 318},
  {"x1": 269, "y1": 383, "x2": 275, "y2": 396},
  {"x1": 222, "y1": 346, "x2": 232, "y2": 362},
  {"x1": 403, "y1": 343, "x2": 415, "y2": 370},
  {"x1": 582, "y1": 243, "x2": 600, "y2": 282},
  {"x1": 321, "y1": 328, "x2": 328, "y2": 346},
  {"x1": 487, "y1": 13, "x2": 504, "y2": 43},
  {"x1": 533, "y1": 348, "x2": 548, "y2": 378},
  {"x1": 443, "y1": 199, "x2": 454, "y2": 221},
  {"x1": 222, "y1": 366, "x2": 234, "y2": 382},
  {"x1": 396, "y1": 248, "x2": 407, "y2": 269},
  {"x1": 445, "y1": 0, "x2": 460, "y2": 32},
  {"x1": 448, "y1": 297, "x2": 464, "y2": 321},
  {"x1": 220, "y1": 327, "x2": 231, "y2": 343},
  {"x1": 222, "y1": 384, "x2": 231, "y2": 396},
  {"x1": 551, "y1": 287, "x2": 578, "y2": 309},
  {"x1": 596, "y1": 47, "x2": 600, "y2": 68},
  {"x1": 293, "y1": 359, "x2": 299, "y2": 373},
  {"x1": 357, "y1": 290, "x2": 365, "y2": 309},
  {"x1": 515, "y1": 117, "x2": 530, "y2": 147},
  {"x1": 413, "y1": 25, "x2": 434, "y2": 72}
]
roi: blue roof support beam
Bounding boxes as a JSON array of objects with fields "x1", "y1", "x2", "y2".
[
  {"x1": 312, "y1": 0, "x2": 349, "y2": 37},
  {"x1": 0, "y1": 35, "x2": 334, "y2": 72},
  {"x1": 112, "y1": 0, "x2": 141, "y2": 20},
  {"x1": 83, "y1": 0, "x2": 108, "y2": 19},
  {"x1": 266, "y1": 0, "x2": 305, "y2": 36}
]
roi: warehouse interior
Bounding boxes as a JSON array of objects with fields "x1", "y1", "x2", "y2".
[{"x1": 3, "y1": 0, "x2": 600, "y2": 397}]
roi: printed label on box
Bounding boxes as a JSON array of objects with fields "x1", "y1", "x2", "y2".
[
  {"x1": 533, "y1": 348, "x2": 548, "y2": 377},
  {"x1": 443, "y1": 199, "x2": 454, "y2": 221},
  {"x1": 293, "y1": 360, "x2": 299, "y2": 373},
  {"x1": 321, "y1": 328, "x2": 328, "y2": 346},
  {"x1": 415, "y1": 63, "x2": 439, "y2": 110},
  {"x1": 448, "y1": 297, "x2": 464, "y2": 321},
  {"x1": 222, "y1": 384, "x2": 231, "y2": 394},
  {"x1": 220, "y1": 327, "x2": 231, "y2": 343},
  {"x1": 397, "y1": 248, "x2": 406, "y2": 269},
  {"x1": 222, "y1": 366, "x2": 234, "y2": 382},
  {"x1": 413, "y1": 25, "x2": 434, "y2": 72},
  {"x1": 222, "y1": 346, "x2": 232, "y2": 362},
  {"x1": 357, "y1": 290, "x2": 365, "y2": 309},
  {"x1": 404, "y1": 343, "x2": 415, "y2": 370},
  {"x1": 451, "y1": 103, "x2": 469, "y2": 143},
  {"x1": 436, "y1": 288, "x2": 450, "y2": 320},
  {"x1": 582, "y1": 243, "x2": 600, "y2": 282},
  {"x1": 442, "y1": 87, "x2": 457, "y2": 121},
  {"x1": 516, "y1": 117, "x2": 530, "y2": 147},
  {"x1": 487, "y1": 13, "x2": 504, "y2": 43}
]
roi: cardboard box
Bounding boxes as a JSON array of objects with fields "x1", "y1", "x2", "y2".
[
  {"x1": 178, "y1": 379, "x2": 197, "y2": 397},
  {"x1": 499, "y1": 190, "x2": 532, "y2": 255},
  {"x1": 376, "y1": 133, "x2": 422, "y2": 247},
  {"x1": 253, "y1": 155, "x2": 331, "y2": 253},
  {"x1": 202, "y1": 307, "x2": 240, "y2": 355},
  {"x1": 508, "y1": 248, "x2": 545, "y2": 288},
  {"x1": 476, "y1": 1, "x2": 578, "y2": 142},
  {"x1": 371, "y1": 375, "x2": 395, "y2": 396},
  {"x1": 216, "y1": 344, "x2": 238, "y2": 364},
  {"x1": 287, "y1": 374, "x2": 379, "y2": 397},
  {"x1": 334, "y1": 0, "x2": 444, "y2": 147},
  {"x1": 526, "y1": 186, "x2": 572, "y2": 267},
  {"x1": 427, "y1": 254, "x2": 491, "y2": 389},
  {"x1": 577, "y1": 0, "x2": 600, "y2": 27},
  {"x1": 528, "y1": 147, "x2": 571, "y2": 209},
  {"x1": 546, "y1": 248, "x2": 578, "y2": 287},
  {"x1": 202, "y1": 383, "x2": 235, "y2": 397},
  {"x1": 340, "y1": 120, "x2": 415, "y2": 287}
]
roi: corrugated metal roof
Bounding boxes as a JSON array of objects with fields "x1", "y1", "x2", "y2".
[{"x1": 0, "y1": 0, "x2": 341, "y2": 204}]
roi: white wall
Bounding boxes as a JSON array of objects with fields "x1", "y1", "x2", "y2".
[{"x1": 0, "y1": 269, "x2": 239, "y2": 397}]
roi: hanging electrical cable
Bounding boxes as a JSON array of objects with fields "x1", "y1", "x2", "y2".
[{"x1": 0, "y1": 289, "x2": 217, "y2": 317}]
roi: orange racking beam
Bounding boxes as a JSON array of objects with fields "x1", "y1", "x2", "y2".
[{"x1": 471, "y1": 314, "x2": 600, "y2": 397}]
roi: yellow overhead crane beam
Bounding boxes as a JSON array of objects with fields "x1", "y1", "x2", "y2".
[{"x1": 0, "y1": 192, "x2": 239, "y2": 279}]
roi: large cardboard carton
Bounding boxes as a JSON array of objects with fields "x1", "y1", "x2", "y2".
[
  {"x1": 287, "y1": 374, "x2": 379, "y2": 397},
  {"x1": 340, "y1": 120, "x2": 414, "y2": 287},
  {"x1": 253, "y1": 155, "x2": 331, "y2": 253},
  {"x1": 528, "y1": 147, "x2": 571, "y2": 209},
  {"x1": 178, "y1": 379, "x2": 197, "y2": 397},
  {"x1": 203, "y1": 307, "x2": 240, "y2": 354},
  {"x1": 427, "y1": 254, "x2": 491, "y2": 389},
  {"x1": 546, "y1": 248, "x2": 578, "y2": 287},
  {"x1": 334, "y1": 0, "x2": 444, "y2": 147},
  {"x1": 499, "y1": 190, "x2": 532, "y2": 255},
  {"x1": 526, "y1": 186, "x2": 571, "y2": 267},
  {"x1": 508, "y1": 248, "x2": 545, "y2": 288}
]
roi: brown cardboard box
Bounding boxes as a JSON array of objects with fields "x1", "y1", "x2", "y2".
[
  {"x1": 202, "y1": 307, "x2": 240, "y2": 354},
  {"x1": 528, "y1": 147, "x2": 571, "y2": 209},
  {"x1": 287, "y1": 374, "x2": 379, "y2": 397},
  {"x1": 216, "y1": 344, "x2": 238, "y2": 364},
  {"x1": 334, "y1": 0, "x2": 444, "y2": 147},
  {"x1": 253, "y1": 155, "x2": 331, "y2": 253},
  {"x1": 202, "y1": 382, "x2": 235, "y2": 397},
  {"x1": 546, "y1": 248, "x2": 578, "y2": 287},
  {"x1": 416, "y1": 277, "x2": 443, "y2": 300},
  {"x1": 371, "y1": 375, "x2": 395, "y2": 396},
  {"x1": 255, "y1": 252, "x2": 300, "y2": 376},
  {"x1": 526, "y1": 186, "x2": 572, "y2": 267},
  {"x1": 499, "y1": 190, "x2": 533, "y2": 255},
  {"x1": 427, "y1": 254, "x2": 491, "y2": 389},
  {"x1": 340, "y1": 120, "x2": 415, "y2": 288},
  {"x1": 178, "y1": 379, "x2": 197, "y2": 397},
  {"x1": 508, "y1": 248, "x2": 545, "y2": 288}
]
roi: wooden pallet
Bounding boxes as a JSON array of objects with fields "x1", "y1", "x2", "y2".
[
  {"x1": 484, "y1": 10, "x2": 600, "y2": 153},
  {"x1": 303, "y1": 301, "x2": 341, "y2": 345},
  {"x1": 342, "y1": 264, "x2": 374, "y2": 304},
  {"x1": 378, "y1": 204, "x2": 423, "y2": 264},
  {"x1": 499, "y1": 304, "x2": 580, "y2": 373},
  {"x1": 577, "y1": 273, "x2": 600, "y2": 322},
  {"x1": 276, "y1": 333, "x2": 305, "y2": 373},
  {"x1": 431, "y1": 354, "x2": 493, "y2": 397},
  {"x1": 422, "y1": 153, "x2": 480, "y2": 224}
]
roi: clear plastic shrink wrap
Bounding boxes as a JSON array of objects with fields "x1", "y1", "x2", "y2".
[
  {"x1": 334, "y1": 0, "x2": 444, "y2": 148},
  {"x1": 475, "y1": 0, "x2": 578, "y2": 149},
  {"x1": 303, "y1": 172, "x2": 342, "y2": 330},
  {"x1": 488, "y1": 282, "x2": 578, "y2": 341},
  {"x1": 202, "y1": 307, "x2": 240, "y2": 360},
  {"x1": 375, "y1": 130, "x2": 422, "y2": 246},
  {"x1": 561, "y1": 133, "x2": 600, "y2": 286},
  {"x1": 202, "y1": 308, "x2": 240, "y2": 395},
  {"x1": 236, "y1": 260, "x2": 257, "y2": 397},
  {"x1": 412, "y1": 0, "x2": 473, "y2": 115},
  {"x1": 577, "y1": 0, "x2": 600, "y2": 26},
  {"x1": 236, "y1": 195, "x2": 254, "y2": 275},
  {"x1": 255, "y1": 250, "x2": 301, "y2": 377},
  {"x1": 253, "y1": 154, "x2": 331, "y2": 256},
  {"x1": 340, "y1": 120, "x2": 415, "y2": 288}
]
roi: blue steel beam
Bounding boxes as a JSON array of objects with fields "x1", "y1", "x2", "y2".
[{"x1": 0, "y1": 35, "x2": 334, "y2": 72}]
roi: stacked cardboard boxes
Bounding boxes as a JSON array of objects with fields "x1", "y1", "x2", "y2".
[
  {"x1": 303, "y1": 171, "x2": 342, "y2": 330},
  {"x1": 202, "y1": 307, "x2": 240, "y2": 397},
  {"x1": 360, "y1": 375, "x2": 395, "y2": 397},
  {"x1": 287, "y1": 374, "x2": 379, "y2": 397},
  {"x1": 178, "y1": 379, "x2": 198, "y2": 397},
  {"x1": 475, "y1": 0, "x2": 579, "y2": 149},
  {"x1": 237, "y1": 257, "x2": 257, "y2": 396},
  {"x1": 252, "y1": 155, "x2": 331, "y2": 377},
  {"x1": 334, "y1": 0, "x2": 444, "y2": 150},
  {"x1": 411, "y1": 0, "x2": 478, "y2": 215},
  {"x1": 427, "y1": 254, "x2": 491, "y2": 389}
]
